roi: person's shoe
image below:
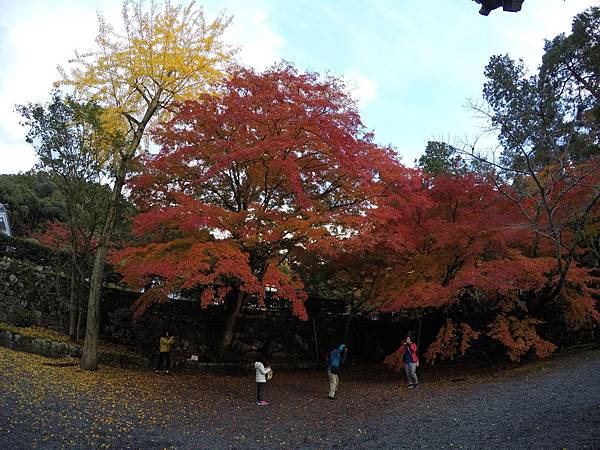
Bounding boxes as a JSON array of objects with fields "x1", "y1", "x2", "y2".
[
  {"x1": 261, "y1": 400, "x2": 268, "y2": 405},
  {"x1": 407, "y1": 384, "x2": 415, "y2": 389},
  {"x1": 165, "y1": 370, "x2": 170, "y2": 374},
  {"x1": 155, "y1": 370, "x2": 160, "y2": 373},
  {"x1": 328, "y1": 396, "x2": 335, "y2": 400}
]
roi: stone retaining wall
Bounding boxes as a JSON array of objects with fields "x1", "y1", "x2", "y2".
[
  {"x1": 0, "y1": 328, "x2": 324, "y2": 372},
  {"x1": 0, "y1": 257, "x2": 69, "y2": 329},
  {"x1": 0, "y1": 329, "x2": 78, "y2": 359},
  {"x1": 0, "y1": 329, "x2": 151, "y2": 368},
  {"x1": 0, "y1": 235, "x2": 423, "y2": 363}
]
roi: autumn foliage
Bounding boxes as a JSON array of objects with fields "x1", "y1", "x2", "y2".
[
  {"x1": 107, "y1": 61, "x2": 600, "y2": 362},
  {"x1": 102, "y1": 7, "x2": 600, "y2": 364},
  {"x1": 10, "y1": 0, "x2": 600, "y2": 373},
  {"x1": 113, "y1": 65, "x2": 397, "y2": 326}
]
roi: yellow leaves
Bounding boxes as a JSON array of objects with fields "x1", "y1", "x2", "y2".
[
  {"x1": 0, "y1": 321, "x2": 139, "y2": 357},
  {"x1": 59, "y1": 0, "x2": 234, "y2": 155},
  {"x1": 0, "y1": 321, "x2": 70, "y2": 343},
  {"x1": 0, "y1": 346, "x2": 175, "y2": 446}
]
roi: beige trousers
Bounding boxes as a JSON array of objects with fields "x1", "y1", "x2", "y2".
[{"x1": 328, "y1": 369, "x2": 339, "y2": 398}]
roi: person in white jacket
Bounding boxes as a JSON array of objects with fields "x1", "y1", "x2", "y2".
[{"x1": 254, "y1": 355, "x2": 272, "y2": 405}]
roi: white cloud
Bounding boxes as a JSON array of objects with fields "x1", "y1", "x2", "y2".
[
  {"x1": 226, "y1": 8, "x2": 285, "y2": 70},
  {"x1": 0, "y1": 0, "x2": 285, "y2": 174},
  {"x1": 343, "y1": 69, "x2": 378, "y2": 107},
  {"x1": 0, "y1": 143, "x2": 37, "y2": 175},
  {"x1": 0, "y1": 0, "x2": 123, "y2": 174}
]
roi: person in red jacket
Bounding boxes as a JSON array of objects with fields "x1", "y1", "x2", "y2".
[{"x1": 399, "y1": 335, "x2": 419, "y2": 388}]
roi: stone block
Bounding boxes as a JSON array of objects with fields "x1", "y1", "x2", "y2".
[
  {"x1": 270, "y1": 351, "x2": 289, "y2": 360},
  {"x1": 31, "y1": 309, "x2": 43, "y2": 325}
]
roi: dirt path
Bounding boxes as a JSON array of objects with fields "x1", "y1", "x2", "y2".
[{"x1": 0, "y1": 347, "x2": 598, "y2": 449}]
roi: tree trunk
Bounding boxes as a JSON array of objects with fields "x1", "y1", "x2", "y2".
[
  {"x1": 68, "y1": 256, "x2": 78, "y2": 340},
  {"x1": 76, "y1": 294, "x2": 83, "y2": 342},
  {"x1": 79, "y1": 160, "x2": 128, "y2": 371},
  {"x1": 343, "y1": 302, "x2": 355, "y2": 345},
  {"x1": 217, "y1": 290, "x2": 245, "y2": 359},
  {"x1": 312, "y1": 318, "x2": 320, "y2": 360},
  {"x1": 76, "y1": 273, "x2": 86, "y2": 342},
  {"x1": 79, "y1": 91, "x2": 161, "y2": 370}
]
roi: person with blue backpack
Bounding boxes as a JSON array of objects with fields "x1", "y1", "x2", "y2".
[{"x1": 326, "y1": 344, "x2": 347, "y2": 399}]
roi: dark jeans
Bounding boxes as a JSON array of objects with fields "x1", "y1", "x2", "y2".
[
  {"x1": 157, "y1": 351, "x2": 171, "y2": 371},
  {"x1": 256, "y1": 382, "x2": 266, "y2": 402}
]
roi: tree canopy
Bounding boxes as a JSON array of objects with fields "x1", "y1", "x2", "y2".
[{"x1": 11, "y1": 2, "x2": 600, "y2": 366}]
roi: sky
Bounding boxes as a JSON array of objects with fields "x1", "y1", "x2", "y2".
[{"x1": 0, "y1": 0, "x2": 597, "y2": 174}]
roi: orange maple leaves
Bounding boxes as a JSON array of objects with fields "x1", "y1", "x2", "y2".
[{"x1": 111, "y1": 64, "x2": 599, "y2": 364}]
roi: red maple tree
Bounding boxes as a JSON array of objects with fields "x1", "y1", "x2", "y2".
[
  {"x1": 377, "y1": 172, "x2": 568, "y2": 365},
  {"x1": 113, "y1": 64, "x2": 395, "y2": 356}
]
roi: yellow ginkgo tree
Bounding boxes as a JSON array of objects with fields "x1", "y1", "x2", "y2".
[{"x1": 59, "y1": 0, "x2": 234, "y2": 370}]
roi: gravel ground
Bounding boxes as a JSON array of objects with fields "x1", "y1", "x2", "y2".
[{"x1": 0, "y1": 346, "x2": 599, "y2": 449}]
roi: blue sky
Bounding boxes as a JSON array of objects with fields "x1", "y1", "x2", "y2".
[{"x1": 0, "y1": 0, "x2": 597, "y2": 173}]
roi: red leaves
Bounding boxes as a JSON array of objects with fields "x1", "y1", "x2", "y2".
[
  {"x1": 419, "y1": 314, "x2": 556, "y2": 365},
  {"x1": 33, "y1": 220, "x2": 98, "y2": 253},
  {"x1": 382, "y1": 282, "x2": 452, "y2": 311},
  {"x1": 379, "y1": 168, "x2": 599, "y2": 364},
  {"x1": 117, "y1": 64, "x2": 397, "y2": 319},
  {"x1": 32, "y1": 221, "x2": 71, "y2": 250},
  {"x1": 113, "y1": 63, "x2": 599, "y2": 364},
  {"x1": 200, "y1": 286, "x2": 232, "y2": 308},
  {"x1": 560, "y1": 285, "x2": 600, "y2": 331},
  {"x1": 449, "y1": 252, "x2": 554, "y2": 297},
  {"x1": 115, "y1": 239, "x2": 258, "y2": 289},
  {"x1": 131, "y1": 286, "x2": 170, "y2": 321},
  {"x1": 141, "y1": 65, "x2": 385, "y2": 218},
  {"x1": 262, "y1": 264, "x2": 308, "y2": 320},
  {"x1": 379, "y1": 174, "x2": 529, "y2": 312}
]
